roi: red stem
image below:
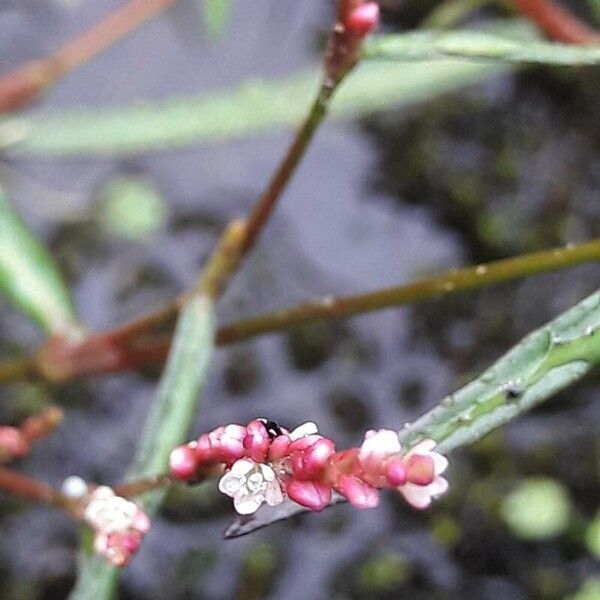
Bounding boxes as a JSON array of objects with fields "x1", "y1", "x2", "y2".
[
  {"x1": 0, "y1": 0, "x2": 179, "y2": 113},
  {"x1": 513, "y1": 0, "x2": 600, "y2": 45}
]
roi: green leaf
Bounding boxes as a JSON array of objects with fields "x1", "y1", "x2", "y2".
[
  {"x1": 129, "y1": 295, "x2": 215, "y2": 508},
  {"x1": 68, "y1": 294, "x2": 215, "y2": 599},
  {"x1": 0, "y1": 60, "x2": 509, "y2": 157},
  {"x1": 363, "y1": 30, "x2": 600, "y2": 65},
  {"x1": 0, "y1": 188, "x2": 77, "y2": 334},
  {"x1": 201, "y1": 0, "x2": 231, "y2": 39},
  {"x1": 399, "y1": 290, "x2": 600, "y2": 452}
]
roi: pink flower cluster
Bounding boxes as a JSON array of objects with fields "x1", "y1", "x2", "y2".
[
  {"x1": 83, "y1": 486, "x2": 151, "y2": 567},
  {"x1": 169, "y1": 420, "x2": 449, "y2": 515}
]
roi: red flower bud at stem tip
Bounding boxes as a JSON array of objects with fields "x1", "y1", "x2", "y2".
[
  {"x1": 347, "y1": 2, "x2": 380, "y2": 37},
  {"x1": 169, "y1": 445, "x2": 198, "y2": 480}
]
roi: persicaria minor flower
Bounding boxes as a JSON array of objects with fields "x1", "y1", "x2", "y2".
[
  {"x1": 172, "y1": 418, "x2": 449, "y2": 519},
  {"x1": 397, "y1": 439, "x2": 449, "y2": 509},
  {"x1": 83, "y1": 486, "x2": 150, "y2": 567},
  {"x1": 218, "y1": 458, "x2": 284, "y2": 515}
]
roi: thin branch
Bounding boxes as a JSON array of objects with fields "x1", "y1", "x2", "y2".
[
  {"x1": 2, "y1": 239, "x2": 597, "y2": 383},
  {"x1": 216, "y1": 240, "x2": 600, "y2": 344},
  {"x1": 0, "y1": 467, "x2": 78, "y2": 515},
  {"x1": 0, "y1": 0, "x2": 179, "y2": 113},
  {"x1": 512, "y1": 0, "x2": 600, "y2": 45}
]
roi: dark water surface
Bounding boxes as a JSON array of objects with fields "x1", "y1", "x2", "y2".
[{"x1": 0, "y1": 1, "x2": 599, "y2": 599}]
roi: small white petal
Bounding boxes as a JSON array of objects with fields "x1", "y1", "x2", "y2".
[
  {"x1": 431, "y1": 452, "x2": 449, "y2": 475},
  {"x1": 289, "y1": 422, "x2": 319, "y2": 440},
  {"x1": 399, "y1": 483, "x2": 432, "y2": 510},
  {"x1": 230, "y1": 458, "x2": 256, "y2": 476},
  {"x1": 246, "y1": 472, "x2": 264, "y2": 493},
  {"x1": 218, "y1": 473, "x2": 244, "y2": 497},
  {"x1": 265, "y1": 481, "x2": 284, "y2": 506},
  {"x1": 93, "y1": 486, "x2": 116, "y2": 500},
  {"x1": 233, "y1": 492, "x2": 264, "y2": 515},
  {"x1": 407, "y1": 439, "x2": 436, "y2": 456},
  {"x1": 359, "y1": 429, "x2": 401, "y2": 465},
  {"x1": 259, "y1": 464, "x2": 276, "y2": 482},
  {"x1": 424, "y1": 476, "x2": 449, "y2": 497}
]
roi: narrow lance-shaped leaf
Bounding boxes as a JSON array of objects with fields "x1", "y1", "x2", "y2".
[
  {"x1": 0, "y1": 188, "x2": 77, "y2": 334},
  {"x1": 363, "y1": 30, "x2": 600, "y2": 65},
  {"x1": 0, "y1": 58, "x2": 513, "y2": 157},
  {"x1": 401, "y1": 289, "x2": 600, "y2": 453},
  {"x1": 68, "y1": 294, "x2": 216, "y2": 599},
  {"x1": 226, "y1": 289, "x2": 600, "y2": 537}
]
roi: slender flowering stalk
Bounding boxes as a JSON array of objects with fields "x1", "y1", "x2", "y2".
[
  {"x1": 0, "y1": 407, "x2": 63, "y2": 464},
  {"x1": 169, "y1": 419, "x2": 449, "y2": 516}
]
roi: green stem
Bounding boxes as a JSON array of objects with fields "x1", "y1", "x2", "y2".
[
  {"x1": 0, "y1": 239, "x2": 598, "y2": 384},
  {"x1": 216, "y1": 240, "x2": 600, "y2": 344}
]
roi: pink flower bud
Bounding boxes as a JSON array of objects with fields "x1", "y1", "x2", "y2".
[
  {"x1": 119, "y1": 531, "x2": 142, "y2": 553},
  {"x1": 133, "y1": 510, "x2": 151, "y2": 534},
  {"x1": 288, "y1": 434, "x2": 322, "y2": 453},
  {"x1": 269, "y1": 434, "x2": 291, "y2": 461},
  {"x1": 195, "y1": 433, "x2": 213, "y2": 463},
  {"x1": 300, "y1": 438, "x2": 336, "y2": 478},
  {"x1": 347, "y1": 2, "x2": 380, "y2": 37},
  {"x1": 169, "y1": 445, "x2": 198, "y2": 481},
  {"x1": 286, "y1": 479, "x2": 332, "y2": 511},
  {"x1": 0, "y1": 426, "x2": 29, "y2": 460},
  {"x1": 385, "y1": 457, "x2": 407, "y2": 486},
  {"x1": 243, "y1": 419, "x2": 270, "y2": 463},
  {"x1": 218, "y1": 424, "x2": 246, "y2": 463},
  {"x1": 336, "y1": 474, "x2": 380, "y2": 509},
  {"x1": 405, "y1": 454, "x2": 435, "y2": 486}
]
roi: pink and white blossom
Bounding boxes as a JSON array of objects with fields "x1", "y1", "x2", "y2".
[
  {"x1": 218, "y1": 458, "x2": 284, "y2": 515},
  {"x1": 358, "y1": 428, "x2": 401, "y2": 478},
  {"x1": 83, "y1": 486, "x2": 150, "y2": 567},
  {"x1": 397, "y1": 439, "x2": 449, "y2": 509}
]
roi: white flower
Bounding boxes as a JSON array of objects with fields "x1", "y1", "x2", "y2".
[
  {"x1": 398, "y1": 439, "x2": 449, "y2": 510},
  {"x1": 358, "y1": 429, "x2": 401, "y2": 473},
  {"x1": 218, "y1": 458, "x2": 284, "y2": 515},
  {"x1": 83, "y1": 486, "x2": 139, "y2": 533},
  {"x1": 289, "y1": 422, "x2": 318, "y2": 441}
]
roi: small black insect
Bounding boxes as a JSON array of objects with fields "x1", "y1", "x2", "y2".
[
  {"x1": 504, "y1": 384, "x2": 523, "y2": 400},
  {"x1": 260, "y1": 419, "x2": 285, "y2": 439}
]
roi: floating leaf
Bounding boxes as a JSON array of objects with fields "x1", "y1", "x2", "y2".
[
  {"x1": 0, "y1": 188, "x2": 77, "y2": 334},
  {"x1": 69, "y1": 294, "x2": 216, "y2": 599},
  {"x1": 363, "y1": 30, "x2": 600, "y2": 65},
  {"x1": 201, "y1": 0, "x2": 231, "y2": 39}
]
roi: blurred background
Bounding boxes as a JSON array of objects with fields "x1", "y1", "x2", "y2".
[{"x1": 0, "y1": 1, "x2": 599, "y2": 598}]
